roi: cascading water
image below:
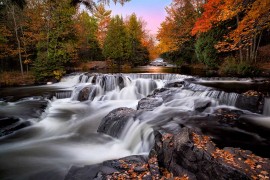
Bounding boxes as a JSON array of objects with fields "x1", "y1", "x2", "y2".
[
  {"x1": 0, "y1": 73, "x2": 269, "y2": 180},
  {"x1": 0, "y1": 73, "x2": 171, "y2": 180}
]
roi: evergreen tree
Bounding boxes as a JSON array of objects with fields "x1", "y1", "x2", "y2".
[
  {"x1": 126, "y1": 13, "x2": 149, "y2": 66},
  {"x1": 103, "y1": 15, "x2": 131, "y2": 68},
  {"x1": 76, "y1": 11, "x2": 103, "y2": 61}
]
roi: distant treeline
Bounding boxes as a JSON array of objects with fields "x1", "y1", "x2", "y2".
[
  {"x1": 157, "y1": 0, "x2": 270, "y2": 76},
  {"x1": 0, "y1": 0, "x2": 157, "y2": 81}
]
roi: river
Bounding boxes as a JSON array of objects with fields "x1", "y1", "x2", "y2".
[{"x1": 0, "y1": 67, "x2": 270, "y2": 179}]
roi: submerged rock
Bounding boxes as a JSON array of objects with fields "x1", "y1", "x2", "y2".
[{"x1": 97, "y1": 107, "x2": 136, "y2": 138}]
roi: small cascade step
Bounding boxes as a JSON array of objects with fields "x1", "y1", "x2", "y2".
[{"x1": 55, "y1": 91, "x2": 72, "y2": 99}]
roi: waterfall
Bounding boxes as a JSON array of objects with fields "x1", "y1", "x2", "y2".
[
  {"x1": 55, "y1": 91, "x2": 72, "y2": 99},
  {"x1": 71, "y1": 74, "x2": 175, "y2": 101},
  {"x1": 1, "y1": 72, "x2": 268, "y2": 180}
]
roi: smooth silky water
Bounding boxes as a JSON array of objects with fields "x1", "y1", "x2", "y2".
[{"x1": 0, "y1": 72, "x2": 270, "y2": 180}]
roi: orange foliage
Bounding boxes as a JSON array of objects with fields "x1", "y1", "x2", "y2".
[
  {"x1": 158, "y1": 0, "x2": 204, "y2": 53},
  {"x1": 192, "y1": 0, "x2": 270, "y2": 55},
  {"x1": 192, "y1": 0, "x2": 243, "y2": 36}
]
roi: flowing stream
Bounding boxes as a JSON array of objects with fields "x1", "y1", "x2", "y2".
[{"x1": 0, "y1": 73, "x2": 270, "y2": 180}]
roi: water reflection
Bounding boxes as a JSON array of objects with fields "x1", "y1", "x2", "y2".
[{"x1": 90, "y1": 65, "x2": 180, "y2": 74}]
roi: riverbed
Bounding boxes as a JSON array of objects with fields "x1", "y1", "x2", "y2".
[{"x1": 0, "y1": 70, "x2": 270, "y2": 179}]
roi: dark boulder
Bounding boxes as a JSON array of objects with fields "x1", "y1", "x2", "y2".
[
  {"x1": 0, "y1": 117, "x2": 20, "y2": 129},
  {"x1": 153, "y1": 127, "x2": 270, "y2": 180},
  {"x1": 235, "y1": 90, "x2": 264, "y2": 114},
  {"x1": 66, "y1": 127, "x2": 270, "y2": 180},
  {"x1": 65, "y1": 155, "x2": 154, "y2": 180},
  {"x1": 77, "y1": 86, "x2": 97, "y2": 101},
  {"x1": 0, "y1": 117, "x2": 31, "y2": 137},
  {"x1": 77, "y1": 87, "x2": 91, "y2": 101},
  {"x1": 185, "y1": 108, "x2": 270, "y2": 158},
  {"x1": 118, "y1": 75, "x2": 125, "y2": 90},
  {"x1": 137, "y1": 97, "x2": 163, "y2": 111},
  {"x1": 97, "y1": 107, "x2": 136, "y2": 138}
]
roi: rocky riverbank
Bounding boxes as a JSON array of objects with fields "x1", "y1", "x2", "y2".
[
  {"x1": 65, "y1": 77, "x2": 270, "y2": 179},
  {"x1": 65, "y1": 127, "x2": 270, "y2": 180}
]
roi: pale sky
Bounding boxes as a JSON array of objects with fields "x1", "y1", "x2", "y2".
[{"x1": 107, "y1": 0, "x2": 171, "y2": 35}]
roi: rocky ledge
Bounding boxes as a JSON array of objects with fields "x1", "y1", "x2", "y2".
[{"x1": 65, "y1": 127, "x2": 270, "y2": 180}]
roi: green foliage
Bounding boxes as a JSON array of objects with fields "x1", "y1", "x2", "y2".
[
  {"x1": 195, "y1": 29, "x2": 219, "y2": 68},
  {"x1": 160, "y1": 40, "x2": 197, "y2": 66},
  {"x1": 33, "y1": 0, "x2": 77, "y2": 81},
  {"x1": 129, "y1": 39, "x2": 149, "y2": 66},
  {"x1": 76, "y1": 12, "x2": 104, "y2": 61},
  {"x1": 126, "y1": 14, "x2": 149, "y2": 66},
  {"x1": 103, "y1": 15, "x2": 132, "y2": 67},
  {"x1": 220, "y1": 56, "x2": 260, "y2": 76}
]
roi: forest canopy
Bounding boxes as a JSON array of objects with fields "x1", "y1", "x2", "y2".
[
  {"x1": 157, "y1": 0, "x2": 270, "y2": 75},
  {"x1": 0, "y1": 0, "x2": 156, "y2": 81}
]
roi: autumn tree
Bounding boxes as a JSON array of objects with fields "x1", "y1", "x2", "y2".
[
  {"x1": 75, "y1": 11, "x2": 103, "y2": 61},
  {"x1": 0, "y1": 0, "x2": 26, "y2": 74},
  {"x1": 142, "y1": 34, "x2": 159, "y2": 60},
  {"x1": 33, "y1": 0, "x2": 78, "y2": 81},
  {"x1": 192, "y1": 0, "x2": 270, "y2": 63},
  {"x1": 93, "y1": 4, "x2": 111, "y2": 48},
  {"x1": 157, "y1": 0, "x2": 204, "y2": 64}
]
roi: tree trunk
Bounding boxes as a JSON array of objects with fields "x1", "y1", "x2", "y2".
[
  {"x1": 237, "y1": 15, "x2": 243, "y2": 63},
  {"x1": 254, "y1": 32, "x2": 262, "y2": 63},
  {"x1": 11, "y1": 5, "x2": 24, "y2": 75},
  {"x1": 251, "y1": 34, "x2": 257, "y2": 63}
]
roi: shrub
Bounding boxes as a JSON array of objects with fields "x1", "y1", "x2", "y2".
[{"x1": 220, "y1": 56, "x2": 260, "y2": 76}]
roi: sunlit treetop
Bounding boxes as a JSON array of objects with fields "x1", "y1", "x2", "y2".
[{"x1": 191, "y1": 0, "x2": 243, "y2": 35}]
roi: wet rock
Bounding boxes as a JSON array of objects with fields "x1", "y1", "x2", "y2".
[
  {"x1": 118, "y1": 75, "x2": 125, "y2": 90},
  {"x1": 151, "y1": 88, "x2": 169, "y2": 96},
  {"x1": 66, "y1": 127, "x2": 270, "y2": 180},
  {"x1": 77, "y1": 86, "x2": 97, "y2": 101},
  {"x1": 153, "y1": 127, "x2": 270, "y2": 180},
  {"x1": 149, "y1": 88, "x2": 179, "y2": 103},
  {"x1": 97, "y1": 107, "x2": 136, "y2": 138},
  {"x1": 0, "y1": 117, "x2": 31, "y2": 137},
  {"x1": 65, "y1": 156, "x2": 150, "y2": 180},
  {"x1": 77, "y1": 87, "x2": 91, "y2": 101},
  {"x1": 137, "y1": 97, "x2": 163, "y2": 111},
  {"x1": 165, "y1": 80, "x2": 184, "y2": 88},
  {"x1": 185, "y1": 108, "x2": 270, "y2": 157},
  {"x1": 235, "y1": 91, "x2": 264, "y2": 113},
  {"x1": 194, "y1": 99, "x2": 211, "y2": 112},
  {"x1": 0, "y1": 99, "x2": 48, "y2": 119},
  {"x1": 65, "y1": 164, "x2": 103, "y2": 180},
  {"x1": 0, "y1": 117, "x2": 20, "y2": 129}
]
